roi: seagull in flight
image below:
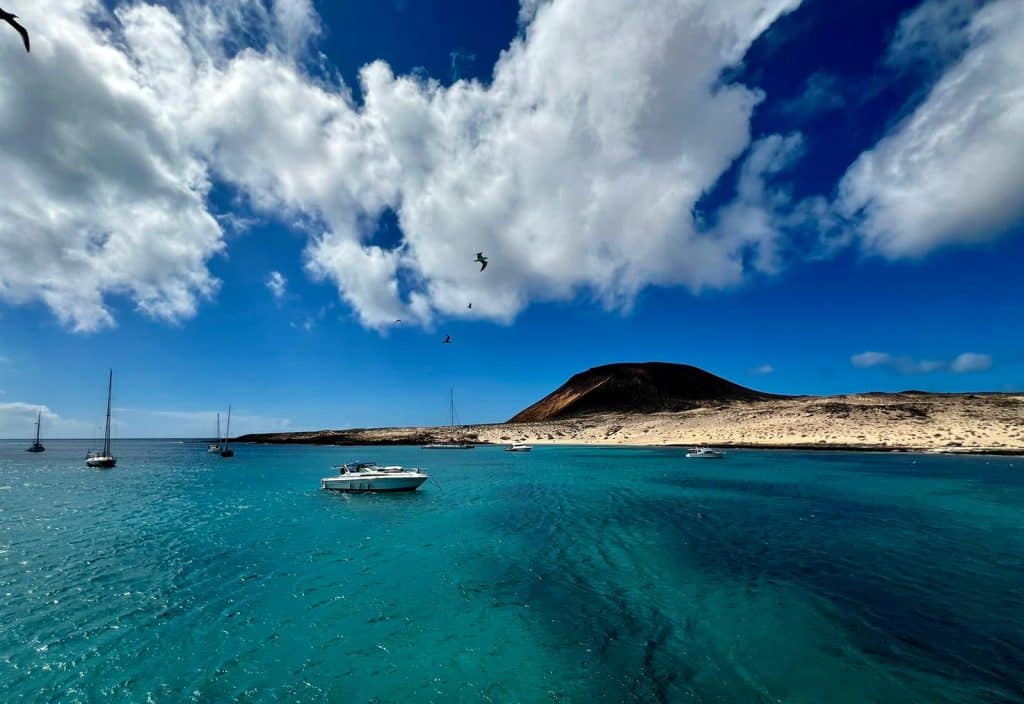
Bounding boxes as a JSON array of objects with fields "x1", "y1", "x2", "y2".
[
  {"x1": 467, "y1": 302, "x2": 472, "y2": 310},
  {"x1": 474, "y1": 252, "x2": 488, "y2": 271},
  {"x1": 1, "y1": 8, "x2": 29, "y2": 53},
  {"x1": 444, "y1": 335, "x2": 452, "y2": 344}
]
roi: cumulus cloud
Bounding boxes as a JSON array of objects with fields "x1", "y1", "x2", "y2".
[
  {"x1": 1, "y1": 0, "x2": 802, "y2": 332},
  {"x1": 851, "y1": 351, "x2": 992, "y2": 374},
  {"x1": 0, "y1": 1, "x2": 225, "y2": 332},
  {"x1": 838, "y1": 0, "x2": 1024, "y2": 258},
  {"x1": 266, "y1": 270, "x2": 287, "y2": 302}
]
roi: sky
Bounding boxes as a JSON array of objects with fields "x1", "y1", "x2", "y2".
[{"x1": 1, "y1": 0, "x2": 1023, "y2": 438}]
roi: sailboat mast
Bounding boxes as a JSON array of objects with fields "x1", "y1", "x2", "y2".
[
  {"x1": 217, "y1": 412, "x2": 221, "y2": 447},
  {"x1": 103, "y1": 369, "x2": 112, "y2": 456},
  {"x1": 35, "y1": 411, "x2": 41, "y2": 445},
  {"x1": 224, "y1": 405, "x2": 231, "y2": 450}
]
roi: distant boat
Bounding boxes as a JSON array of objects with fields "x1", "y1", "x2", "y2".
[
  {"x1": 685, "y1": 447, "x2": 725, "y2": 459},
  {"x1": 85, "y1": 370, "x2": 117, "y2": 468},
  {"x1": 321, "y1": 462, "x2": 428, "y2": 492},
  {"x1": 505, "y1": 443, "x2": 532, "y2": 452},
  {"x1": 26, "y1": 411, "x2": 45, "y2": 453},
  {"x1": 422, "y1": 389, "x2": 475, "y2": 449},
  {"x1": 208, "y1": 412, "x2": 221, "y2": 453},
  {"x1": 220, "y1": 405, "x2": 235, "y2": 458}
]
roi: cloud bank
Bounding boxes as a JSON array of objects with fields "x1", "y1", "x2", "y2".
[{"x1": 1, "y1": 0, "x2": 1022, "y2": 333}]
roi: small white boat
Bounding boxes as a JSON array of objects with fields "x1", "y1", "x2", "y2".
[
  {"x1": 506, "y1": 443, "x2": 533, "y2": 452},
  {"x1": 685, "y1": 447, "x2": 725, "y2": 459},
  {"x1": 86, "y1": 370, "x2": 117, "y2": 469},
  {"x1": 322, "y1": 462, "x2": 429, "y2": 493}
]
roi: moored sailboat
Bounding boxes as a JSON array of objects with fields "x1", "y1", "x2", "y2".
[
  {"x1": 26, "y1": 411, "x2": 45, "y2": 453},
  {"x1": 208, "y1": 412, "x2": 221, "y2": 453},
  {"x1": 220, "y1": 405, "x2": 235, "y2": 457},
  {"x1": 86, "y1": 370, "x2": 117, "y2": 468},
  {"x1": 422, "y1": 389, "x2": 475, "y2": 449}
]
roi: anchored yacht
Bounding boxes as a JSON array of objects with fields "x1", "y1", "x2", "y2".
[
  {"x1": 321, "y1": 462, "x2": 429, "y2": 493},
  {"x1": 685, "y1": 447, "x2": 725, "y2": 459}
]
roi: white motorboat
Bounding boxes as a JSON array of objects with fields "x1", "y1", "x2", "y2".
[
  {"x1": 685, "y1": 447, "x2": 725, "y2": 459},
  {"x1": 321, "y1": 462, "x2": 429, "y2": 493},
  {"x1": 86, "y1": 370, "x2": 116, "y2": 469},
  {"x1": 506, "y1": 443, "x2": 533, "y2": 452}
]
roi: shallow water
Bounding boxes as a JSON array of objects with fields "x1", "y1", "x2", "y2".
[{"x1": 1, "y1": 441, "x2": 1022, "y2": 703}]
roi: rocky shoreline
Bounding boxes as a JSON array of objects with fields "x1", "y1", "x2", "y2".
[{"x1": 236, "y1": 392, "x2": 1024, "y2": 456}]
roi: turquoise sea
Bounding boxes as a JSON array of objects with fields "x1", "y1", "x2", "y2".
[{"x1": 1, "y1": 440, "x2": 1022, "y2": 703}]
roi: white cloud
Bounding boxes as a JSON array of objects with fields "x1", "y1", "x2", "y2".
[
  {"x1": 851, "y1": 351, "x2": 991, "y2": 374},
  {"x1": 0, "y1": 1, "x2": 226, "y2": 332},
  {"x1": 0, "y1": 0, "x2": 802, "y2": 332},
  {"x1": 950, "y1": 352, "x2": 992, "y2": 373},
  {"x1": 751, "y1": 364, "x2": 774, "y2": 375},
  {"x1": 779, "y1": 72, "x2": 846, "y2": 120},
  {"x1": 115, "y1": 407, "x2": 293, "y2": 436},
  {"x1": 886, "y1": 0, "x2": 983, "y2": 70},
  {"x1": 839, "y1": 0, "x2": 1024, "y2": 258},
  {"x1": 266, "y1": 270, "x2": 287, "y2": 302},
  {"x1": 0, "y1": 402, "x2": 93, "y2": 438}
]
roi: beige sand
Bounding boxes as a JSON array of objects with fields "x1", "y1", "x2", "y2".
[{"x1": 241, "y1": 393, "x2": 1024, "y2": 454}]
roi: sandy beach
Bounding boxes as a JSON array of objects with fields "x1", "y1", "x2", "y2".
[{"x1": 238, "y1": 392, "x2": 1024, "y2": 454}]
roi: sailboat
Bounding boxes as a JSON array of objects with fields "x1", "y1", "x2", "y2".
[
  {"x1": 422, "y1": 389, "x2": 475, "y2": 449},
  {"x1": 26, "y1": 411, "x2": 45, "y2": 453},
  {"x1": 208, "y1": 412, "x2": 221, "y2": 453},
  {"x1": 220, "y1": 405, "x2": 235, "y2": 457},
  {"x1": 86, "y1": 370, "x2": 117, "y2": 468}
]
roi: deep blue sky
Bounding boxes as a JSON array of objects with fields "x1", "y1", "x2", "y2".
[{"x1": 2, "y1": 0, "x2": 1022, "y2": 437}]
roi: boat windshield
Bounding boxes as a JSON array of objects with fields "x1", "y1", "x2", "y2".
[{"x1": 338, "y1": 462, "x2": 378, "y2": 473}]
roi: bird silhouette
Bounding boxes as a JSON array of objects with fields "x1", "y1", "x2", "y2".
[
  {"x1": 443, "y1": 335, "x2": 452, "y2": 344},
  {"x1": 394, "y1": 319, "x2": 402, "y2": 324},
  {"x1": 1, "y1": 8, "x2": 29, "y2": 52},
  {"x1": 467, "y1": 302, "x2": 472, "y2": 309},
  {"x1": 474, "y1": 252, "x2": 488, "y2": 271}
]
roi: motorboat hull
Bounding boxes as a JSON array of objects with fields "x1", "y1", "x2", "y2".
[
  {"x1": 86, "y1": 456, "x2": 117, "y2": 468},
  {"x1": 685, "y1": 450, "x2": 724, "y2": 459},
  {"x1": 321, "y1": 475, "x2": 428, "y2": 492},
  {"x1": 506, "y1": 445, "x2": 532, "y2": 452}
]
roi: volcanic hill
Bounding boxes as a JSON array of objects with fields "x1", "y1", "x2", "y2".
[{"x1": 508, "y1": 362, "x2": 779, "y2": 423}]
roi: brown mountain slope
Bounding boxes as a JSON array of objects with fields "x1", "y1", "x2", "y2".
[{"x1": 508, "y1": 362, "x2": 779, "y2": 423}]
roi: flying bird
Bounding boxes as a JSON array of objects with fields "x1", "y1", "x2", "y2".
[
  {"x1": 0, "y1": 8, "x2": 29, "y2": 53},
  {"x1": 474, "y1": 252, "x2": 488, "y2": 271},
  {"x1": 467, "y1": 302, "x2": 472, "y2": 310},
  {"x1": 444, "y1": 335, "x2": 452, "y2": 344}
]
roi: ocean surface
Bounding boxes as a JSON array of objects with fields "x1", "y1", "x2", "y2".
[{"x1": 1, "y1": 440, "x2": 1022, "y2": 703}]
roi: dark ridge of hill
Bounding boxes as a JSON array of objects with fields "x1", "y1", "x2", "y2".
[{"x1": 508, "y1": 362, "x2": 779, "y2": 423}]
